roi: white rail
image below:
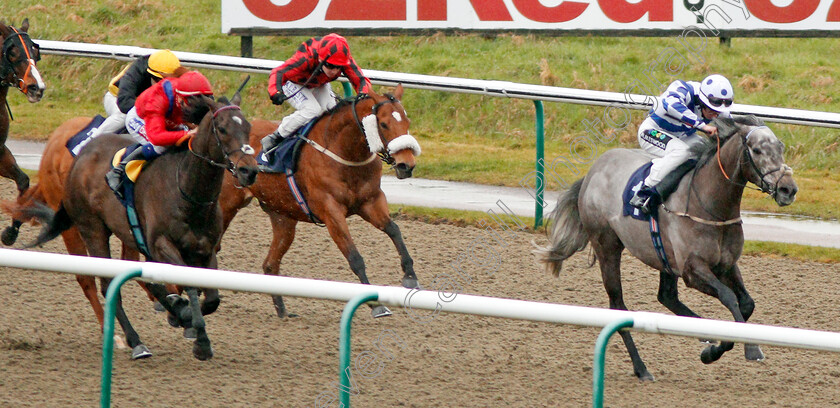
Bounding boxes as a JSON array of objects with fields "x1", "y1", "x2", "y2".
[
  {"x1": 5, "y1": 247, "x2": 840, "y2": 352},
  {"x1": 36, "y1": 39, "x2": 840, "y2": 129}
]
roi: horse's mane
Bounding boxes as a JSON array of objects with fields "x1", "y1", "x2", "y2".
[
  {"x1": 324, "y1": 94, "x2": 371, "y2": 116},
  {"x1": 690, "y1": 115, "x2": 766, "y2": 168}
]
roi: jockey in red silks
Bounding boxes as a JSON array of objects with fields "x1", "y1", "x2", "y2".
[
  {"x1": 260, "y1": 33, "x2": 373, "y2": 153},
  {"x1": 105, "y1": 70, "x2": 214, "y2": 195}
]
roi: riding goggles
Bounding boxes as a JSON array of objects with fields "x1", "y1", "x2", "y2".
[
  {"x1": 322, "y1": 61, "x2": 342, "y2": 70},
  {"x1": 705, "y1": 95, "x2": 733, "y2": 108}
]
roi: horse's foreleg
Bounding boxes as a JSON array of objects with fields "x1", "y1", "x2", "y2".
[
  {"x1": 186, "y1": 287, "x2": 213, "y2": 361},
  {"x1": 720, "y1": 264, "x2": 764, "y2": 361},
  {"x1": 0, "y1": 145, "x2": 29, "y2": 195},
  {"x1": 262, "y1": 212, "x2": 298, "y2": 318},
  {"x1": 359, "y1": 196, "x2": 418, "y2": 289},
  {"x1": 682, "y1": 256, "x2": 745, "y2": 364},
  {"x1": 322, "y1": 203, "x2": 390, "y2": 318},
  {"x1": 657, "y1": 271, "x2": 701, "y2": 318},
  {"x1": 592, "y1": 234, "x2": 653, "y2": 381}
]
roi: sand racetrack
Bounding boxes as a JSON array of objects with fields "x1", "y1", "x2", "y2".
[{"x1": 0, "y1": 180, "x2": 838, "y2": 408}]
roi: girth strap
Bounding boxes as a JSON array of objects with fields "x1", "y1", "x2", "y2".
[{"x1": 649, "y1": 210, "x2": 675, "y2": 275}]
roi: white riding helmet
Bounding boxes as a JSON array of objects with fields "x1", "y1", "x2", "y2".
[{"x1": 698, "y1": 74, "x2": 734, "y2": 114}]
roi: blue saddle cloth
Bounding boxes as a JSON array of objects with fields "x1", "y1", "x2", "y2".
[
  {"x1": 256, "y1": 118, "x2": 318, "y2": 173},
  {"x1": 257, "y1": 136, "x2": 306, "y2": 174},
  {"x1": 65, "y1": 115, "x2": 106, "y2": 157},
  {"x1": 622, "y1": 162, "x2": 653, "y2": 221}
]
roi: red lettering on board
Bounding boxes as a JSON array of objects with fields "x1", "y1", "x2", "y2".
[
  {"x1": 744, "y1": 0, "x2": 819, "y2": 23},
  {"x1": 418, "y1": 0, "x2": 514, "y2": 21},
  {"x1": 828, "y1": 0, "x2": 840, "y2": 21},
  {"x1": 241, "y1": 0, "x2": 318, "y2": 22},
  {"x1": 326, "y1": 0, "x2": 406, "y2": 20},
  {"x1": 598, "y1": 0, "x2": 672, "y2": 23},
  {"x1": 511, "y1": 0, "x2": 589, "y2": 23}
]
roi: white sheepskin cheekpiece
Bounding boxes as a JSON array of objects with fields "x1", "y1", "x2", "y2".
[
  {"x1": 362, "y1": 114, "x2": 384, "y2": 153},
  {"x1": 387, "y1": 134, "x2": 421, "y2": 157}
]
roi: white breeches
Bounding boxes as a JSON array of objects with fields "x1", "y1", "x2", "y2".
[
  {"x1": 91, "y1": 92, "x2": 128, "y2": 138},
  {"x1": 275, "y1": 82, "x2": 337, "y2": 137},
  {"x1": 637, "y1": 117, "x2": 700, "y2": 187}
]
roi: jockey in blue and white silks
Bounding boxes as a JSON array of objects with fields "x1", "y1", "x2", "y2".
[{"x1": 630, "y1": 74, "x2": 734, "y2": 213}]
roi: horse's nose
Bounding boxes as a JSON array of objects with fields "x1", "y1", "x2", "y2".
[
  {"x1": 394, "y1": 163, "x2": 414, "y2": 179},
  {"x1": 238, "y1": 166, "x2": 258, "y2": 186},
  {"x1": 776, "y1": 184, "x2": 798, "y2": 206},
  {"x1": 26, "y1": 84, "x2": 43, "y2": 102}
]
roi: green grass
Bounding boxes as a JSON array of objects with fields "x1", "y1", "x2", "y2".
[{"x1": 5, "y1": 2, "x2": 840, "y2": 224}]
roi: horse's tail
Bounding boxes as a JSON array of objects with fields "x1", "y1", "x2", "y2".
[
  {"x1": 0, "y1": 181, "x2": 45, "y2": 224},
  {"x1": 23, "y1": 202, "x2": 74, "y2": 249},
  {"x1": 533, "y1": 178, "x2": 589, "y2": 277}
]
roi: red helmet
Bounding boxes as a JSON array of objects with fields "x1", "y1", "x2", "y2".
[
  {"x1": 174, "y1": 71, "x2": 213, "y2": 96},
  {"x1": 317, "y1": 34, "x2": 350, "y2": 67}
]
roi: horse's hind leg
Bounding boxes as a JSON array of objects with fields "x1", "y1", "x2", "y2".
[
  {"x1": 261, "y1": 212, "x2": 299, "y2": 318},
  {"x1": 720, "y1": 264, "x2": 764, "y2": 361},
  {"x1": 593, "y1": 233, "x2": 654, "y2": 381},
  {"x1": 0, "y1": 145, "x2": 30, "y2": 195},
  {"x1": 359, "y1": 195, "x2": 419, "y2": 288},
  {"x1": 682, "y1": 255, "x2": 746, "y2": 364}
]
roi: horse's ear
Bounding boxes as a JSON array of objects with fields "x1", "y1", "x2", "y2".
[
  {"x1": 732, "y1": 114, "x2": 765, "y2": 127},
  {"x1": 231, "y1": 92, "x2": 241, "y2": 107},
  {"x1": 713, "y1": 116, "x2": 739, "y2": 139},
  {"x1": 217, "y1": 95, "x2": 230, "y2": 105},
  {"x1": 393, "y1": 84, "x2": 404, "y2": 100},
  {"x1": 20, "y1": 18, "x2": 29, "y2": 32}
]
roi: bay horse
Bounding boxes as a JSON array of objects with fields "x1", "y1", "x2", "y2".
[
  {"x1": 0, "y1": 19, "x2": 45, "y2": 210},
  {"x1": 534, "y1": 115, "x2": 797, "y2": 381},
  {"x1": 26, "y1": 95, "x2": 258, "y2": 360},
  {"x1": 0, "y1": 116, "x2": 177, "y2": 356},
  {"x1": 218, "y1": 85, "x2": 421, "y2": 318}
]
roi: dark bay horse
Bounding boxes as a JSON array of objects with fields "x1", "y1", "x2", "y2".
[
  {"x1": 534, "y1": 116, "x2": 797, "y2": 381},
  {"x1": 218, "y1": 85, "x2": 421, "y2": 318},
  {"x1": 27, "y1": 95, "x2": 258, "y2": 360},
  {"x1": 0, "y1": 19, "x2": 45, "y2": 207}
]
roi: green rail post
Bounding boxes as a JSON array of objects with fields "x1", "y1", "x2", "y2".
[
  {"x1": 339, "y1": 292, "x2": 379, "y2": 408},
  {"x1": 533, "y1": 100, "x2": 545, "y2": 229},
  {"x1": 341, "y1": 82, "x2": 353, "y2": 98},
  {"x1": 592, "y1": 318, "x2": 634, "y2": 408},
  {"x1": 101, "y1": 269, "x2": 142, "y2": 408}
]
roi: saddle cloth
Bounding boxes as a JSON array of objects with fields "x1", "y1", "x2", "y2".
[
  {"x1": 65, "y1": 115, "x2": 106, "y2": 157},
  {"x1": 622, "y1": 162, "x2": 654, "y2": 221},
  {"x1": 256, "y1": 117, "x2": 317, "y2": 173}
]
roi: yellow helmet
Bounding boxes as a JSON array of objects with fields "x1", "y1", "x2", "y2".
[{"x1": 147, "y1": 49, "x2": 181, "y2": 78}]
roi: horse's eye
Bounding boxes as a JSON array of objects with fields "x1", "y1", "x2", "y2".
[
  {"x1": 752, "y1": 148, "x2": 762, "y2": 155},
  {"x1": 380, "y1": 122, "x2": 389, "y2": 130}
]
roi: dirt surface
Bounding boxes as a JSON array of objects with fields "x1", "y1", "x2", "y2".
[{"x1": 0, "y1": 180, "x2": 839, "y2": 408}]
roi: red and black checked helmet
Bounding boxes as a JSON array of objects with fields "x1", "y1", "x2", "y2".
[{"x1": 317, "y1": 34, "x2": 350, "y2": 67}]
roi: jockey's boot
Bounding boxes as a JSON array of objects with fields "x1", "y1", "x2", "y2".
[
  {"x1": 260, "y1": 130, "x2": 284, "y2": 155},
  {"x1": 105, "y1": 148, "x2": 146, "y2": 199},
  {"x1": 629, "y1": 183, "x2": 659, "y2": 214}
]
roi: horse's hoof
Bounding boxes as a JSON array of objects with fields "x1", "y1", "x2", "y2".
[
  {"x1": 183, "y1": 327, "x2": 197, "y2": 340},
  {"x1": 637, "y1": 371, "x2": 655, "y2": 382},
  {"x1": 700, "y1": 345, "x2": 720, "y2": 364},
  {"x1": 699, "y1": 338, "x2": 718, "y2": 345},
  {"x1": 1, "y1": 226, "x2": 19, "y2": 246},
  {"x1": 193, "y1": 343, "x2": 214, "y2": 361},
  {"x1": 401, "y1": 277, "x2": 420, "y2": 289},
  {"x1": 745, "y1": 344, "x2": 765, "y2": 361},
  {"x1": 371, "y1": 305, "x2": 392, "y2": 318},
  {"x1": 153, "y1": 301, "x2": 165, "y2": 313},
  {"x1": 131, "y1": 344, "x2": 152, "y2": 360}
]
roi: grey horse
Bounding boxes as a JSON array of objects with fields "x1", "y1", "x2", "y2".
[{"x1": 534, "y1": 115, "x2": 798, "y2": 381}]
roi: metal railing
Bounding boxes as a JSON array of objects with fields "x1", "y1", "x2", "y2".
[{"x1": 35, "y1": 39, "x2": 840, "y2": 227}]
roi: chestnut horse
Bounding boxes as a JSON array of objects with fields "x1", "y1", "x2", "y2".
[
  {"x1": 0, "y1": 19, "x2": 45, "y2": 214},
  {"x1": 0, "y1": 117, "x2": 179, "y2": 355},
  {"x1": 26, "y1": 95, "x2": 259, "y2": 360},
  {"x1": 218, "y1": 85, "x2": 421, "y2": 318},
  {"x1": 534, "y1": 116, "x2": 798, "y2": 380}
]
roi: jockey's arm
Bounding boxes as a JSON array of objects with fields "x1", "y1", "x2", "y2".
[{"x1": 342, "y1": 55, "x2": 372, "y2": 94}]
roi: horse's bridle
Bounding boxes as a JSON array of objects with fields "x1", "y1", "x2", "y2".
[
  {"x1": 181, "y1": 104, "x2": 255, "y2": 203},
  {"x1": 717, "y1": 126, "x2": 793, "y2": 200},
  {"x1": 352, "y1": 93, "x2": 400, "y2": 165},
  {"x1": 0, "y1": 28, "x2": 40, "y2": 94}
]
